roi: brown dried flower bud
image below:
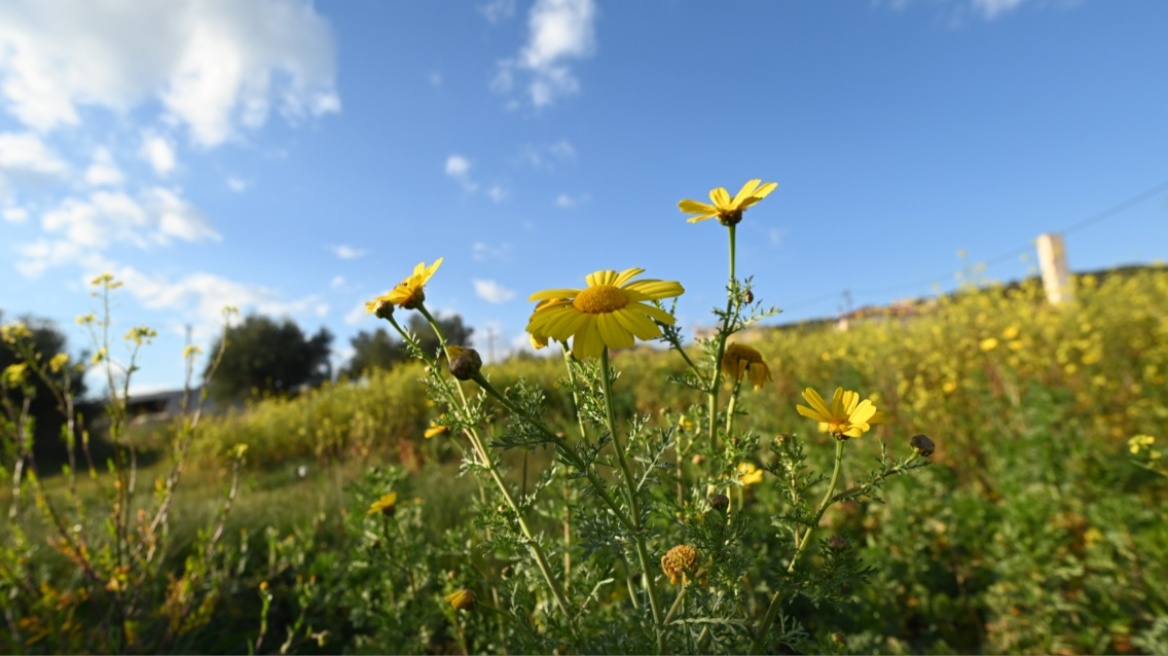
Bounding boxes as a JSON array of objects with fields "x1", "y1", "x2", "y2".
[
  {"x1": 447, "y1": 346, "x2": 482, "y2": 381},
  {"x1": 709, "y1": 494, "x2": 730, "y2": 513},
  {"x1": 744, "y1": 289, "x2": 754, "y2": 304},
  {"x1": 910, "y1": 434, "x2": 935, "y2": 457},
  {"x1": 827, "y1": 535, "x2": 848, "y2": 552},
  {"x1": 661, "y1": 545, "x2": 700, "y2": 585}
]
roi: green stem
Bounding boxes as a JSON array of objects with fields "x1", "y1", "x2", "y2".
[
  {"x1": 471, "y1": 373, "x2": 635, "y2": 533},
  {"x1": 750, "y1": 438, "x2": 846, "y2": 654},
  {"x1": 724, "y1": 377, "x2": 743, "y2": 438},
  {"x1": 601, "y1": 348, "x2": 666, "y2": 654},
  {"x1": 561, "y1": 345, "x2": 590, "y2": 441},
  {"x1": 383, "y1": 311, "x2": 578, "y2": 632},
  {"x1": 706, "y1": 224, "x2": 738, "y2": 453}
]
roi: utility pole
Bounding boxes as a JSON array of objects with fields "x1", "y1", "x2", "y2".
[{"x1": 1036, "y1": 233, "x2": 1072, "y2": 305}]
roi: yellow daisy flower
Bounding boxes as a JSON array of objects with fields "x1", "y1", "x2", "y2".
[
  {"x1": 526, "y1": 268, "x2": 684, "y2": 360},
  {"x1": 796, "y1": 387, "x2": 879, "y2": 439},
  {"x1": 368, "y1": 492, "x2": 398, "y2": 516},
  {"x1": 721, "y1": 343, "x2": 773, "y2": 390},
  {"x1": 737, "y1": 462, "x2": 764, "y2": 486},
  {"x1": 367, "y1": 258, "x2": 443, "y2": 312},
  {"x1": 527, "y1": 298, "x2": 560, "y2": 350},
  {"x1": 446, "y1": 588, "x2": 476, "y2": 610},
  {"x1": 678, "y1": 178, "x2": 778, "y2": 226}
]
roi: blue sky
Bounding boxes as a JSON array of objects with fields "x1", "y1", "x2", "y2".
[{"x1": 1, "y1": 0, "x2": 1166, "y2": 393}]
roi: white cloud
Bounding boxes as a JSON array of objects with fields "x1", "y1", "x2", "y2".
[
  {"x1": 329, "y1": 244, "x2": 367, "y2": 260},
  {"x1": 93, "y1": 263, "x2": 328, "y2": 330},
  {"x1": 473, "y1": 279, "x2": 515, "y2": 304},
  {"x1": 140, "y1": 135, "x2": 176, "y2": 176},
  {"x1": 493, "y1": 0, "x2": 597, "y2": 108},
  {"x1": 330, "y1": 275, "x2": 345, "y2": 288},
  {"x1": 84, "y1": 147, "x2": 124, "y2": 187},
  {"x1": 472, "y1": 241, "x2": 511, "y2": 262},
  {"x1": 445, "y1": 154, "x2": 479, "y2": 192},
  {"x1": 445, "y1": 154, "x2": 471, "y2": 177},
  {"x1": 487, "y1": 185, "x2": 508, "y2": 203},
  {"x1": 16, "y1": 187, "x2": 221, "y2": 277},
  {"x1": 479, "y1": 0, "x2": 518, "y2": 23},
  {"x1": 0, "y1": 0, "x2": 340, "y2": 146},
  {"x1": 0, "y1": 132, "x2": 68, "y2": 175},
  {"x1": 226, "y1": 176, "x2": 247, "y2": 192},
  {"x1": 2, "y1": 206, "x2": 28, "y2": 223},
  {"x1": 555, "y1": 192, "x2": 588, "y2": 208}
]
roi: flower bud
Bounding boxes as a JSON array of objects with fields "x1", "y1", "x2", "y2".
[
  {"x1": 827, "y1": 535, "x2": 848, "y2": 552},
  {"x1": 744, "y1": 289, "x2": 754, "y2": 304},
  {"x1": 910, "y1": 434, "x2": 935, "y2": 457},
  {"x1": 445, "y1": 589, "x2": 476, "y2": 611},
  {"x1": 447, "y1": 346, "x2": 482, "y2": 381},
  {"x1": 691, "y1": 454, "x2": 706, "y2": 466},
  {"x1": 708, "y1": 494, "x2": 729, "y2": 513}
]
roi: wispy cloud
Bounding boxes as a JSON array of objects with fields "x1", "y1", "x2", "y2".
[
  {"x1": 473, "y1": 279, "x2": 516, "y2": 303},
  {"x1": 487, "y1": 185, "x2": 508, "y2": 203},
  {"x1": 226, "y1": 176, "x2": 248, "y2": 192},
  {"x1": 479, "y1": 0, "x2": 519, "y2": 23},
  {"x1": 555, "y1": 192, "x2": 588, "y2": 208},
  {"x1": 519, "y1": 139, "x2": 576, "y2": 169},
  {"x1": 17, "y1": 187, "x2": 222, "y2": 277},
  {"x1": 472, "y1": 241, "x2": 511, "y2": 262},
  {"x1": 84, "y1": 147, "x2": 124, "y2": 187},
  {"x1": 492, "y1": 0, "x2": 597, "y2": 108},
  {"x1": 329, "y1": 244, "x2": 368, "y2": 260}
]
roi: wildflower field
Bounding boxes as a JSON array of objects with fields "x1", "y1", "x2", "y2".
[{"x1": 2, "y1": 181, "x2": 1167, "y2": 654}]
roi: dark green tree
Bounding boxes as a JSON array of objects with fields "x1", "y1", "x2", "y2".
[
  {"x1": 341, "y1": 313, "x2": 474, "y2": 379},
  {"x1": 0, "y1": 310, "x2": 88, "y2": 466},
  {"x1": 202, "y1": 315, "x2": 333, "y2": 403}
]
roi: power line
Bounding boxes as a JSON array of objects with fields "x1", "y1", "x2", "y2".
[{"x1": 778, "y1": 176, "x2": 1168, "y2": 314}]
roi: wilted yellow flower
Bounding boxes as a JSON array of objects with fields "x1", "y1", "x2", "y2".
[
  {"x1": 92, "y1": 348, "x2": 107, "y2": 364},
  {"x1": 678, "y1": 178, "x2": 778, "y2": 226},
  {"x1": 424, "y1": 422, "x2": 448, "y2": 439},
  {"x1": 367, "y1": 492, "x2": 398, "y2": 516},
  {"x1": 721, "y1": 343, "x2": 773, "y2": 390},
  {"x1": 2, "y1": 363, "x2": 29, "y2": 387},
  {"x1": 526, "y1": 268, "x2": 684, "y2": 360},
  {"x1": 737, "y1": 462, "x2": 763, "y2": 486},
  {"x1": 368, "y1": 258, "x2": 443, "y2": 311},
  {"x1": 47, "y1": 353, "x2": 69, "y2": 373},
  {"x1": 445, "y1": 588, "x2": 476, "y2": 610},
  {"x1": 661, "y1": 545, "x2": 701, "y2": 585},
  {"x1": 796, "y1": 387, "x2": 879, "y2": 439}
]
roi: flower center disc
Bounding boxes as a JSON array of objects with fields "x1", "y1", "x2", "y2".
[{"x1": 573, "y1": 285, "x2": 630, "y2": 314}]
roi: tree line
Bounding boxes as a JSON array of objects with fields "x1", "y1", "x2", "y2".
[{"x1": 2, "y1": 307, "x2": 473, "y2": 415}]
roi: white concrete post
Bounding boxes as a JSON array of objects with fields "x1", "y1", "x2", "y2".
[{"x1": 1036, "y1": 232, "x2": 1071, "y2": 305}]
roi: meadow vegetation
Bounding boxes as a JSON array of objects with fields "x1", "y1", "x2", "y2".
[{"x1": 2, "y1": 179, "x2": 1166, "y2": 654}]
